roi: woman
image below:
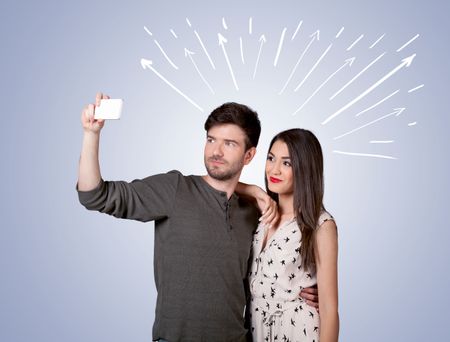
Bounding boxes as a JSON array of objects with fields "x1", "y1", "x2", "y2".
[{"x1": 240, "y1": 128, "x2": 339, "y2": 341}]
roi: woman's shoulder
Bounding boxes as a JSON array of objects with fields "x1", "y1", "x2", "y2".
[{"x1": 318, "y1": 210, "x2": 335, "y2": 228}]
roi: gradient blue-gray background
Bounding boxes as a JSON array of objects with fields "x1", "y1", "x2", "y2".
[{"x1": 1, "y1": 0, "x2": 448, "y2": 340}]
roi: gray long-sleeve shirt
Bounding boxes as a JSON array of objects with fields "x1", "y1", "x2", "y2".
[{"x1": 77, "y1": 170, "x2": 259, "y2": 342}]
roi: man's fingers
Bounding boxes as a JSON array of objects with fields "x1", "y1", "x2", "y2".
[
  {"x1": 301, "y1": 287, "x2": 318, "y2": 295},
  {"x1": 95, "y1": 93, "x2": 103, "y2": 106},
  {"x1": 305, "y1": 299, "x2": 319, "y2": 309}
]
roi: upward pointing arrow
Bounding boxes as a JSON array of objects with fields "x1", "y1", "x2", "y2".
[
  {"x1": 253, "y1": 34, "x2": 267, "y2": 79},
  {"x1": 292, "y1": 57, "x2": 355, "y2": 116},
  {"x1": 218, "y1": 33, "x2": 239, "y2": 91},
  {"x1": 184, "y1": 48, "x2": 215, "y2": 94},
  {"x1": 322, "y1": 54, "x2": 415, "y2": 125},
  {"x1": 140, "y1": 58, "x2": 204, "y2": 112},
  {"x1": 279, "y1": 30, "x2": 320, "y2": 94}
]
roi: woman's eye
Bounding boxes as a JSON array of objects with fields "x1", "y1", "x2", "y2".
[
  {"x1": 266, "y1": 155, "x2": 274, "y2": 161},
  {"x1": 283, "y1": 161, "x2": 292, "y2": 167}
]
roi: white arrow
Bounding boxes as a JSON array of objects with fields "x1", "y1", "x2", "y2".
[
  {"x1": 333, "y1": 108, "x2": 405, "y2": 140},
  {"x1": 292, "y1": 57, "x2": 355, "y2": 116},
  {"x1": 140, "y1": 58, "x2": 204, "y2": 112},
  {"x1": 294, "y1": 43, "x2": 332, "y2": 92},
  {"x1": 322, "y1": 54, "x2": 415, "y2": 125},
  {"x1": 330, "y1": 52, "x2": 386, "y2": 101},
  {"x1": 184, "y1": 48, "x2": 215, "y2": 94},
  {"x1": 253, "y1": 34, "x2": 266, "y2": 80},
  {"x1": 194, "y1": 29, "x2": 216, "y2": 70},
  {"x1": 333, "y1": 150, "x2": 396, "y2": 160},
  {"x1": 218, "y1": 34, "x2": 239, "y2": 90},
  {"x1": 279, "y1": 30, "x2": 319, "y2": 94},
  {"x1": 274, "y1": 27, "x2": 287, "y2": 67}
]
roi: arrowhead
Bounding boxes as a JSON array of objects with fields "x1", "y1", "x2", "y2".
[
  {"x1": 218, "y1": 33, "x2": 227, "y2": 45},
  {"x1": 259, "y1": 34, "x2": 266, "y2": 43},
  {"x1": 310, "y1": 30, "x2": 320, "y2": 41},
  {"x1": 345, "y1": 57, "x2": 356, "y2": 66},
  {"x1": 140, "y1": 58, "x2": 152, "y2": 69},
  {"x1": 402, "y1": 54, "x2": 416, "y2": 67},
  {"x1": 184, "y1": 48, "x2": 195, "y2": 57},
  {"x1": 393, "y1": 107, "x2": 406, "y2": 116}
]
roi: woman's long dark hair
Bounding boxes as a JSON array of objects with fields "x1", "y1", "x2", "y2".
[{"x1": 265, "y1": 128, "x2": 324, "y2": 272}]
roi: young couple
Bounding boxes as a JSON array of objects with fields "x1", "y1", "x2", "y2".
[{"x1": 77, "y1": 93, "x2": 339, "y2": 341}]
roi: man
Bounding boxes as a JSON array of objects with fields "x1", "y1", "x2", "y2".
[{"x1": 77, "y1": 93, "x2": 317, "y2": 341}]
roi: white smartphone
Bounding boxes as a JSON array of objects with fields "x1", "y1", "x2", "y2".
[{"x1": 94, "y1": 99, "x2": 123, "y2": 120}]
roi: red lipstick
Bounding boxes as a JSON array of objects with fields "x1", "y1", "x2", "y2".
[{"x1": 269, "y1": 176, "x2": 282, "y2": 183}]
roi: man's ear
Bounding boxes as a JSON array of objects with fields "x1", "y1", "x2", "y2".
[{"x1": 243, "y1": 147, "x2": 256, "y2": 165}]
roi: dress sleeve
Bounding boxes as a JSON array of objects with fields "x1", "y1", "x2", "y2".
[
  {"x1": 76, "y1": 170, "x2": 181, "y2": 222},
  {"x1": 318, "y1": 211, "x2": 335, "y2": 228}
]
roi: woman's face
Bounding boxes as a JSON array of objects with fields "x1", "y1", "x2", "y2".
[{"x1": 265, "y1": 139, "x2": 294, "y2": 195}]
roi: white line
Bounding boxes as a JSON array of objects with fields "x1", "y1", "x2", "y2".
[
  {"x1": 408, "y1": 122, "x2": 417, "y2": 126},
  {"x1": 222, "y1": 17, "x2": 228, "y2": 30},
  {"x1": 154, "y1": 40, "x2": 179, "y2": 70},
  {"x1": 294, "y1": 43, "x2": 332, "y2": 92},
  {"x1": 194, "y1": 30, "x2": 216, "y2": 70},
  {"x1": 292, "y1": 57, "x2": 355, "y2": 115},
  {"x1": 334, "y1": 108, "x2": 405, "y2": 140},
  {"x1": 291, "y1": 20, "x2": 303, "y2": 40},
  {"x1": 369, "y1": 34, "x2": 385, "y2": 49},
  {"x1": 355, "y1": 89, "x2": 400, "y2": 117},
  {"x1": 330, "y1": 52, "x2": 386, "y2": 100},
  {"x1": 333, "y1": 150, "x2": 397, "y2": 160},
  {"x1": 274, "y1": 28, "x2": 287, "y2": 67},
  {"x1": 219, "y1": 34, "x2": 239, "y2": 90},
  {"x1": 279, "y1": 31, "x2": 319, "y2": 94},
  {"x1": 397, "y1": 34, "x2": 419, "y2": 52},
  {"x1": 322, "y1": 54, "x2": 415, "y2": 125},
  {"x1": 370, "y1": 140, "x2": 394, "y2": 144},
  {"x1": 186, "y1": 18, "x2": 192, "y2": 27},
  {"x1": 170, "y1": 29, "x2": 178, "y2": 39},
  {"x1": 408, "y1": 84, "x2": 424, "y2": 93},
  {"x1": 346, "y1": 34, "x2": 364, "y2": 51},
  {"x1": 184, "y1": 49, "x2": 215, "y2": 94},
  {"x1": 140, "y1": 59, "x2": 203, "y2": 112},
  {"x1": 336, "y1": 27, "x2": 344, "y2": 38},
  {"x1": 249, "y1": 17, "x2": 253, "y2": 34},
  {"x1": 253, "y1": 34, "x2": 266, "y2": 79},
  {"x1": 144, "y1": 26, "x2": 153, "y2": 36},
  {"x1": 240, "y1": 37, "x2": 245, "y2": 64}
]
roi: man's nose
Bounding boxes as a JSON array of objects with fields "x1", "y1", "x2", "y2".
[{"x1": 213, "y1": 143, "x2": 224, "y2": 156}]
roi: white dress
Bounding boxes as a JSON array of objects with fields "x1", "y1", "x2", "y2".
[{"x1": 248, "y1": 211, "x2": 334, "y2": 342}]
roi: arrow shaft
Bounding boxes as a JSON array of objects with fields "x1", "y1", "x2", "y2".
[
  {"x1": 188, "y1": 54, "x2": 215, "y2": 94},
  {"x1": 253, "y1": 41, "x2": 264, "y2": 79},
  {"x1": 194, "y1": 30, "x2": 216, "y2": 70},
  {"x1": 279, "y1": 36, "x2": 316, "y2": 94},
  {"x1": 154, "y1": 40, "x2": 178, "y2": 70},
  {"x1": 355, "y1": 89, "x2": 399, "y2": 117},
  {"x1": 293, "y1": 62, "x2": 348, "y2": 115},
  {"x1": 146, "y1": 64, "x2": 203, "y2": 112},
  {"x1": 322, "y1": 61, "x2": 407, "y2": 125},
  {"x1": 274, "y1": 28, "x2": 287, "y2": 66},
  {"x1": 221, "y1": 43, "x2": 239, "y2": 90},
  {"x1": 333, "y1": 150, "x2": 397, "y2": 160},
  {"x1": 330, "y1": 52, "x2": 385, "y2": 100},
  {"x1": 294, "y1": 44, "x2": 332, "y2": 92},
  {"x1": 333, "y1": 110, "x2": 398, "y2": 140}
]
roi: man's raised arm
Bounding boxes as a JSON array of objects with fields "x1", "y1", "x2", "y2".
[{"x1": 78, "y1": 92, "x2": 108, "y2": 191}]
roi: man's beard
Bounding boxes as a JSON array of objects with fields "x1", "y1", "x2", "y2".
[{"x1": 204, "y1": 156, "x2": 244, "y2": 181}]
